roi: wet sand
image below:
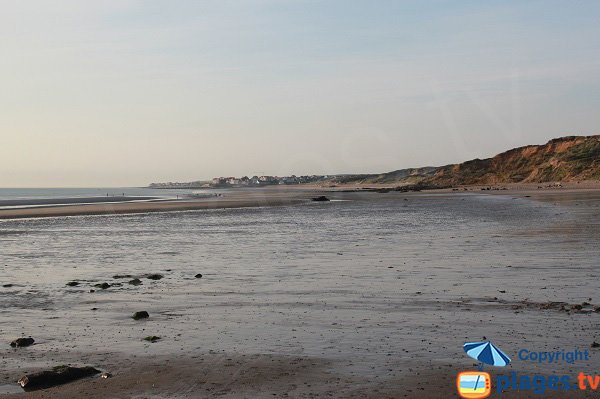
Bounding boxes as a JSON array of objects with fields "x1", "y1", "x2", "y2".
[
  {"x1": 0, "y1": 352, "x2": 425, "y2": 399},
  {"x1": 2, "y1": 351, "x2": 597, "y2": 398},
  {"x1": 1, "y1": 188, "x2": 599, "y2": 398},
  {"x1": 0, "y1": 192, "x2": 310, "y2": 220}
]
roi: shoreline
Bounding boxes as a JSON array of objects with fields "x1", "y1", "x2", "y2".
[
  {"x1": 0, "y1": 196, "x2": 162, "y2": 208},
  {"x1": 1, "y1": 182, "x2": 600, "y2": 220},
  {"x1": 0, "y1": 198, "x2": 305, "y2": 220}
]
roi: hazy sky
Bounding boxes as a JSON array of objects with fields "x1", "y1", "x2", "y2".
[{"x1": 2, "y1": 1, "x2": 599, "y2": 187}]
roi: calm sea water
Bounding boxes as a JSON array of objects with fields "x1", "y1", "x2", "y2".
[
  {"x1": 1, "y1": 191, "x2": 599, "y2": 382},
  {"x1": 0, "y1": 187, "x2": 192, "y2": 200}
]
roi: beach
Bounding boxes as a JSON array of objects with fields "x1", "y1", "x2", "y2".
[
  {"x1": 1, "y1": 187, "x2": 599, "y2": 398},
  {"x1": 2, "y1": 182, "x2": 600, "y2": 220},
  {"x1": 0, "y1": 194, "x2": 306, "y2": 219}
]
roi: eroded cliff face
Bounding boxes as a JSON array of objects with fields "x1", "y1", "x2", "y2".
[{"x1": 424, "y1": 135, "x2": 600, "y2": 186}]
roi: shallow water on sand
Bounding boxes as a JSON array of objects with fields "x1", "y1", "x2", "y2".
[
  {"x1": 1, "y1": 192, "x2": 599, "y2": 386},
  {"x1": 0, "y1": 187, "x2": 184, "y2": 200}
]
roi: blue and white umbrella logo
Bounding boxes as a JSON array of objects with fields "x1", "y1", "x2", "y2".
[{"x1": 463, "y1": 341, "x2": 511, "y2": 369}]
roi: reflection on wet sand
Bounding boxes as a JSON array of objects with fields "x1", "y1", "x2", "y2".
[{"x1": 1, "y1": 190, "x2": 599, "y2": 398}]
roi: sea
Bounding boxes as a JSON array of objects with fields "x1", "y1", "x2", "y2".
[
  {"x1": 0, "y1": 187, "x2": 230, "y2": 209},
  {"x1": 0, "y1": 187, "x2": 194, "y2": 201}
]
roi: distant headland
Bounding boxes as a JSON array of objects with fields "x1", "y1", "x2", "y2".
[{"x1": 148, "y1": 135, "x2": 600, "y2": 189}]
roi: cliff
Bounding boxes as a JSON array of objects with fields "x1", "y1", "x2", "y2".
[{"x1": 424, "y1": 135, "x2": 600, "y2": 186}]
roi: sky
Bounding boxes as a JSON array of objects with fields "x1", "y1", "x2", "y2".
[{"x1": 1, "y1": 0, "x2": 599, "y2": 187}]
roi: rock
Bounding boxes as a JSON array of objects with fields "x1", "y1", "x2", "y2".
[
  {"x1": 573, "y1": 304, "x2": 583, "y2": 310},
  {"x1": 592, "y1": 341, "x2": 600, "y2": 348},
  {"x1": 94, "y1": 283, "x2": 110, "y2": 290},
  {"x1": 3, "y1": 283, "x2": 14, "y2": 288},
  {"x1": 100, "y1": 372, "x2": 112, "y2": 379},
  {"x1": 128, "y1": 278, "x2": 143, "y2": 286},
  {"x1": 539, "y1": 301, "x2": 568, "y2": 310},
  {"x1": 18, "y1": 366, "x2": 100, "y2": 390},
  {"x1": 146, "y1": 274, "x2": 163, "y2": 280},
  {"x1": 112, "y1": 274, "x2": 132, "y2": 279},
  {"x1": 132, "y1": 311, "x2": 149, "y2": 320},
  {"x1": 195, "y1": 274, "x2": 203, "y2": 278},
  {"x1": 143, "y1": 336, "x2": 161, "y2": 343},
  {"x1": 10, "y1": 337, "x2": 35, "y2": 348},
  {"x1": 66, "y1": 281, "x2": 79, "y2": 287},
  {"x1": 311, "y1": 196, "x2": 330, "y2": 202}
]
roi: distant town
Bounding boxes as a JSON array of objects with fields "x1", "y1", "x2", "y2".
[
  {"x1": 210, "y1": 175, "x2": 335, "y2": 186},
  {"x1": 148, "y1": 175, "x2": 338, "y2": 189}
]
